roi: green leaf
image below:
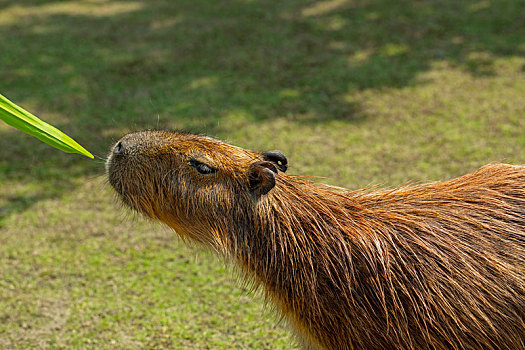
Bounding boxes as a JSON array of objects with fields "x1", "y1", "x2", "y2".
[{"x1": 0, "y1": 93, "x2": 94, "y2": 159}]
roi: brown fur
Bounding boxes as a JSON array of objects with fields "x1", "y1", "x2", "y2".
[{"x1": 107, "y1": 130, "x2": 525, "y2": 350}]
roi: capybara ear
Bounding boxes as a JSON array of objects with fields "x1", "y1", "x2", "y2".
[
  {"x1": 248, "y1": 161, "x2": 278, "y2": 196},
  {"x1": 262, "y1": 150, "x2": 288, "y2": 172}
]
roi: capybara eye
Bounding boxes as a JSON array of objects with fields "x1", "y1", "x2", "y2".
[{"x1": 189, "y1": 159, "x2": 217, "y2": 175}]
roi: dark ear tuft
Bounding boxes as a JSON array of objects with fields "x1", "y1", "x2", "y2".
[
  {"x1": 248, "y1": 161, "x2": 278, "y2": 196},
  {"x1": 262, "y1": 150, "x2": 288, "y2": 172}
]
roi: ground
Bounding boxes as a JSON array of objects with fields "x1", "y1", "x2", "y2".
[{"x1": 0, "y1": 0, "x2": 524, "y2": 348}]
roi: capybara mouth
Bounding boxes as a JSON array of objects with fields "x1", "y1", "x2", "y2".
[
  {"x1": 106, "y1": 161, "x2": 156, "y2": 217},
  {"x1": 106, "y1": 160, "x2": 138, "y2": 212},
  {"x1": 106, "y1": 135, "x2": 149, "y2": 215},
  {"x1": 106, "y1": 141, "x2": 125, "y2": 196}
]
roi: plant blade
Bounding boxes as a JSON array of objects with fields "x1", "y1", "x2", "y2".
[{"x1": 0, "y1": 93, "x2": 94, "y2": 159}]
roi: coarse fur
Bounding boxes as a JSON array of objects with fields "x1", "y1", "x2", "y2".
[{"x1": 107, "y1": 130, "x2": 525, "y2": 350}]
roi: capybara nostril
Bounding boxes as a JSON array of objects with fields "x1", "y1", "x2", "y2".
[{"x1": 113, "y1": 141, "x2": 124, "y2": 155}]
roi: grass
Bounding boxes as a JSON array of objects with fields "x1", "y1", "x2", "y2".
[{"x1": 0, "y1": 0, "x2": 524, "y2": 348}]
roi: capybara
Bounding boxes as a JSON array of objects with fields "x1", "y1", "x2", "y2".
[{"x1": 106, "y1": 130, "x2": 525, "y2": 350}]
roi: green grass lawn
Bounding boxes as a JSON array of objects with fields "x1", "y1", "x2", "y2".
[{"x1": 1, "y1": 0, "x2": 524, "y2": 348}]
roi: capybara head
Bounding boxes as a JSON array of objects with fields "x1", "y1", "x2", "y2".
[{"x1": 106, "y1": 130, "x2": 287, "y2": 246}]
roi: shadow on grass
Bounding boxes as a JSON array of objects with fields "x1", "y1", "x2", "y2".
[
  {"x1": 0, "y1": 193, "x2": 54, "y2": 227},
  {"x1": 0, "y1": 0, "x2": 523, "y2": 218}
]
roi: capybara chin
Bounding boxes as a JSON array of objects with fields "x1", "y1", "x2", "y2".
[{"x1": 106, "y1": 130, "x2": 525, "y2": 350}]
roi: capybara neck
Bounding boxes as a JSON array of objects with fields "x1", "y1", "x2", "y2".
[{"x1": 107, "y1": 130, "x2": 525, "y2": 350}]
